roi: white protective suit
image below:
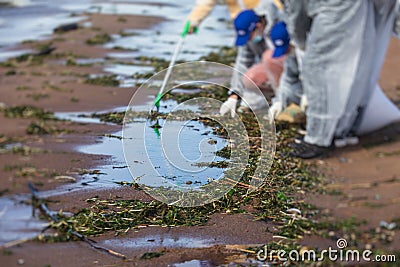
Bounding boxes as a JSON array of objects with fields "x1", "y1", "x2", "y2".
[
  {"x1": 394, "y1": 1, "x2": 400, "y2": 38},
  {"x1": 283, "y1": 0, "x2": 399, "y2": 147},
  {"x1": 273, "y1": 48, "x2": 303, "y2": 108}
]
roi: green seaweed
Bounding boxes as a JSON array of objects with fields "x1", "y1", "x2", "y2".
[
  {"x1": 133, "y1": 56, "x2": 169, "y2": 72},
  {"x1": 27, "y1": 93, "x2": 50, "y2": 101},
  {"x1": 199, "y1": 46, "x2": 237, "y2": 66},
  {"x1": 2, "y1": 249, "x2": 13, "y2": 256},
  {"x1": 16, "y1": 85, "x2": 32, "y2": 91},
  {"x1": 2, "y1": 105, "x2": 56, "y2": 120},
  {"x1": 85, "y1": 75, "x2": 120, "y2": 87},
  {"x1": 86, "y1": 33, "x2": 112, "y2": 45},
  {"x1": 33, "y1": 42, "x2": 54, "y2": 54},
  {"x1": 3, "y1": 163, "x2": 34, "y2": 172},
  {"x1": 0, "y1": 145, "x2": 46, "y2": 155},
  {"x1": 26, "y1": 122, "x2": 57, "y2": 135},
  {"x1": 6, "y1": 70, "x2": 17, "y2": 76},
  {"x1": 140, "y1": 251, "x2": 164, "y2": 260},
  {"x1": 117, "y1": 17, "x2": 127, "y2": 23},
  {"x1": 45, "y1": 120, "x2": 326, "y2": 241}
]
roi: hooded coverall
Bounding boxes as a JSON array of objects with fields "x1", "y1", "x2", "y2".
[{"x1": 282, "y1": 0, "x2": 399, "y2": 147}]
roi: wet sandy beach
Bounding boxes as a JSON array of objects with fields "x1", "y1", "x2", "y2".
[{"x1": 0, "y1": 1, "x2": 399, "y2": 266}]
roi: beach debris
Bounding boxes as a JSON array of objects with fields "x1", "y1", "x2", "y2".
[
  {"x1": 0, "y1": 102, "x2": 7, "y2": 110},
  {"x1": 53, "y1": 176, "x2": 76, "y2": 183},
  {"x1": 28, "y1": 182, "x2": 126, "y2": 259},
  {"x1": 104, "y1": 134, "x2": 123, "y2": 140},
  {"x1": 85, "y1": 75, "x2": 120, "y2": 87},
  {"x1": 53, "y1": 23, "x2": 79, "y2": 33},
  {"x1": 81, "y1": 176, "x2": 99, "y2": 186},
  {"x1": 379, "y1": 221, "x2": 397, "y2": 230},
  {"x1": 86, "y1": 33, "x2": 112, "y2": 45},
  {"x1": 112, "y1": 165, "x2": 128, "y2": 169},
  {"x1": 225, "y1": 244, "x2": 262, "y2": 253},
  {"x1": 140, "y1": 251, "x2": 164, "y2": 260},
  {"x1": 286, "y1": 208, "x2": 302, "y2": 216},
  {"x1": 35, "y1": 46, "x2": 56, "y2": 56},
  {"x1": 276, "y1": 104, "x2": 306, "y2": 124},
  {"x1": 2, "y1": 105, "x2": 56, "y2": 120},
  {"x1": 207, "y1": 138, "x2": 217, "y2": 145},
  {"x1": 199, "y1": 46, "x2": 237, "y2": 66}
]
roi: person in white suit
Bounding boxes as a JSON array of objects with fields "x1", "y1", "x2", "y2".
[{"x1": 281, "y1": 0, "x2": 400, "y2": 159}]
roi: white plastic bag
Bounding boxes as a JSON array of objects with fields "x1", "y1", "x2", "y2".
[{"x1": 357, "y1": 84, "x2": 400, "y2": 134}]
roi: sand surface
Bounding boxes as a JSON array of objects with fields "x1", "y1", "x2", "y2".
[{"x1": 0, "y1": 10, "x2": 399, "y2": 267}]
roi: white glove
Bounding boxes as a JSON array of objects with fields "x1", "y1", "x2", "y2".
[
  {"x1": 268, "y1": 101, "x2": 283, "y2": 123},
  {"x1": 219, "y1": 97, "x2": 238, "y2": 118},
  {"x1": 300, "y1": 94, "x2": 308, "y2": 112}
]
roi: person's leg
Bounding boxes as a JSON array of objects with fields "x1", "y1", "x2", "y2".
[
  {"x1": 282, "y1": 0, "x2": 311, "y2": 51},
  {"x1": 274, "y1": 51, "x2": 302, "y2": 107},
  {"x1": 336, "y1": 0, "x2": 397, "y2": 136},
  {"x1": 301, "y1": 0, "x2": 368, "y2": 148}
]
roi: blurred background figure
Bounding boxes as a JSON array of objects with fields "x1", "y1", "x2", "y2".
[
  {"x1": 185, "y1": 0, "x2": 284, "y2": 34},
  {"x1": 184, "y1": 0, "x2": 284, "y2": 117},
  {"x1": 242, "y1": 21, "x2": 290, "y2": 94},
  {"x1": 186, "y1": 0, "x2": 257, "y2": 34},
  {"x1": 216, "y1": 2, "x2": 284, "y2": 117},
  {"x1": 268, "y1": 21, "x2": 305, "y2": 122},
  {"x1": 220, "y1": 8, "x2": 284, "y2": 117}
]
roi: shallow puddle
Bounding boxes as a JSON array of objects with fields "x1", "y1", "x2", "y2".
[
  {"x1": 171, "y1": 258, "x2": 269, "y2": 266},
  {"x1": 119, "y1": 77, "x2": 162, "y2": 88},
  {"x1": 124, "y1": 119, "x2": 228, "y2": 188},
  {"x1": 76, "y1": 129, "x2": 132, "y2": 187},
  {"x1": 0, "y1": 195, "x2": 48, "y2": 246},
  {"x1": 171, "y1": 260, "x2": 214, "y2": 267},
  {"x1": 100, "y1": 0, "x2": 234, "y2": 61},
  {"x1": 73, "y1": 58, "x2": 105, "y2": 65},
  {"x1": 0, "y1": 0, "x2": 90, "y2": 58},
  {"x1": 0, "y1": 49, "x2": 32, "y2": 62},
  {"x1": 104, "y1": 64, "x2": 154, "y2": 76},
  {"x1": 103, "y1": 235, "x2": 215, "y2": 249},
  {"x1": 54, "y1": 106, "x2": 127, "y2": 125},
  {"x1": 54, "y1": 111, "x2": 108, "y2": 124},
  {"x1": 53, "y1": 97, "x2": 229, "y2": 192}
]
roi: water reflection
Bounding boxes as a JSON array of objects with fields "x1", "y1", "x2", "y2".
[{"x1": 0, "y1": 196, "x2": 48, "y2": 246}]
